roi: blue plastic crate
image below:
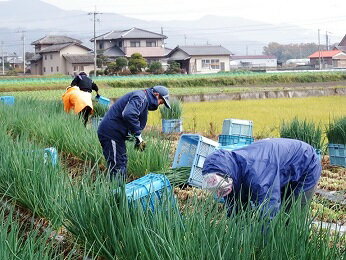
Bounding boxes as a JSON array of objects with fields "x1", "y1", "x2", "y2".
[
  {"x1": 218, "y1": 135, "x2": 254, "y2": 146},
  {"x1": 328, "y1": 144, "x2": 346, "y2": 167},
  {"x1": 217, "y1": 143, "x2": 250, "y2": 151},
  {"x1": 124, "y1": 174, "x2": 174, "y2": 211},
  {"x1": 97, "y1": 96, "x2": 111, "y2": 107},
  {"x1": 222, "y1": 119, "x2": 253, "y2": 137},
  {"x1": 172, "y1": 134, "x2": 220, "y2": 187},
  {"x1": 43, "y1": 147, "x2": 58, "y2": 166},
  {"x1": 162, "y1": 119, "x2": 183, "y2": 134},
  {"x1": 0, "y1": 96, "x2": 15, "y2": 105}
]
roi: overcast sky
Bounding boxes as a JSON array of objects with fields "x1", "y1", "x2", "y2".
[{"x1": 37, "y1": 0, "x2": 345, "y2": 35}]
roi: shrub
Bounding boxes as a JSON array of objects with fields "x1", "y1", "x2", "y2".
[
  {"x1": 148, "y1": 61, "x2": 164, "y2": 74},
  {"x1": 128, "y1": 53, "x2": 147, "y2": 74}
]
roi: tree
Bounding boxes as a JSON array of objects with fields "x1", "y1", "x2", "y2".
[
  {"x1": 263, "y1": 42, "x2": 328, "y2": 62},
  {"x1": 165, "y1": 61, "x2": 181, "y2": 74},
  {"x1": 115, "y1": 57, "x2": 128, "y2": 72},
  {"x1": 147, "y1": 61, "x2": 163, "y2": 74},
  {"x1": 128, "y1": 53, "x2": 147, "y2": 74},
  {"x1": 104, "y1": 62, "x2": 117, "y2": 75},
  {"x1": 97, "y1": 53, "x2": 109, "y2": 68}
]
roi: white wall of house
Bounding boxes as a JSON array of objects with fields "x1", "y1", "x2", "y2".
[
  {"x1": 230, "y1": 58, "x2": 277, "y2": 68},
  {"x1": 65, "y1": 62, "x2": 93, "y2": 76},
  {"x1": 189, "y1": 56, "x2": 230, "y2": 74},
  {"x1": 42, "y1": 52, "x2": 61, "y2": 75},
  {"x1": 123, "y1": 39, "x2": 164, "y2": 57},
  {"x1": 60, "y1": 45, "x2": 90, "y2": 74}
]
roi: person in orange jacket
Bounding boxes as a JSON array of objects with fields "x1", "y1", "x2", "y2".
[{"x1": 62, "y1": 86, "x2": 94, "y2": 126}]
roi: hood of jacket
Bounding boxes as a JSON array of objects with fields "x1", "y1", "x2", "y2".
[{"x1": 145, "y1": 88, "x2": 159, "y2": 111}]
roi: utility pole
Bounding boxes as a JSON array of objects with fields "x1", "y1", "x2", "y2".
[
  {"x1": 318, "y1": 29, "x2": 321, "y2": 70},
  {"x1": 1, "y1": 41, "x2": 4, "y2": 75},
  {"x1": 184, "y1": 35, "x2": 187, "y2": 45},
  {"x1": 88, "y1": 7, "x2": 102, "y2": 77},
  {"x1": 21, "y1": 31, "x2": 26, "y2": 75},
  {"x1": 325, "y1": 31, "x2": 329, "y2": 51}
]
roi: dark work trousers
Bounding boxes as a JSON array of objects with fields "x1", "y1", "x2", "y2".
[
  {"x1": 98, "y1": 133, "x2": 127, "y2": 180},
  {"x1": 79, "y1": 106, "x2": 92, "y2": 127}
]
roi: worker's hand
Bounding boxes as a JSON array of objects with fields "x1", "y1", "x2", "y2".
[
  {"x1": 96, "y1": 93, "x2": 101, "y2": 99},
  {"x1": 134, "y1": 135, "x2": 146, "y2": 151},
  {"x1": 202, "y1": 173, "x2": 233, "y2": 198}
]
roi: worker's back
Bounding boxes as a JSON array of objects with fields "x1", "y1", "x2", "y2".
[{"x1": 98, "y1": 90, "x2": 149, "y2": 138}]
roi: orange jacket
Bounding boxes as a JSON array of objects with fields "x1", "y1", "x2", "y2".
[{"x1": 62, "y1": 86, "x2": 93, "y2": 114}]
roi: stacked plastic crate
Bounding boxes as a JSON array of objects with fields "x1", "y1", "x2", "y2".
[
  {"x1": 172, "y1": 134, "x2": 220, "y2": 187},
  {"x1": 218, "y1": 119, "x2": 254, "y2": 151}
]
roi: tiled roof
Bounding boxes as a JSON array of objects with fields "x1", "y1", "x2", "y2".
[
  {"x1": 231, "y1": 55, "x2": 276, "y2": 59},
  {"x1": 39, "y1": 43, "x2": 91, "y2": 53},
  {"x1": 308, "y1": 50, "x2": 341, "y2": 58},
  {"x1": 31, "y1": 35, "x2": 81, "y2": 45},
  {"x1": 93, "y1": 27, "x2": 167, "y2": 41},
  {"x1": 103, "y1": 46, "x2": 125, "y2": 57},
  {"x1": 29, "y1": 54, "x2": 42, "y2": 62},
  {"x1": 172, "y1": 45, "x2": 232, "y2": 56},
  {"x1": 63, "y1": 54, "x2": 94, "y2": 64}
]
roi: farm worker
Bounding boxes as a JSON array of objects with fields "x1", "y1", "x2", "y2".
[
  {"x1": 202, "y1": 138, "x2": 321, "y2": 217},
  {"x1": 71, "y1": 72, "x2": 100, "y2": 98},
  {"x1": 97, "y1": 86, "x2": 171, "y2": 179},
  {"x1": 62, "y1": 86, "x2": 93, "y2": 126}
]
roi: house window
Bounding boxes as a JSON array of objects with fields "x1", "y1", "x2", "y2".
[
  {"x1": 50, "y1": 54, "x2": 53, "y2": 60},
  {"x1": 118, "y1": 41, "x2": 123, "y2": 47},
  {"x1": 44, "y1": 55, "x2": 47, "y2": 60},
  {"x1": 56, "y1": 66, "x2": 59, "y2": 72},
  {"x1": 130, "y1": 41, "x2": 140, "y2": 47},
  {"x1": 43, "y1": 67, "x2": 46, "y2": 72},
  {"x1": 202, "y1": 59, "x2": 210, "y2": 68},
  {"x1": 99, "y1": 42, "x2": 104, "y2": 49},
  {"x1": 211, "y1": 59, "x2": 220, "y2": 69},
  {"x1": 51, "y1": 67, "x2": 53, "y2": 72},
  {"x1": 74, "y1": 66, "x2": 77, "y2": 71},
  {"x1": 79, "y1": 65, "x2": 84, "y2": 71},
  {"x1": 146, "y1": 40, "x2": 156, "y2": 47}
]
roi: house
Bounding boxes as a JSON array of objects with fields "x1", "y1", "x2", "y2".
[
  {"x1": 167, "y1": 45, "x2": 231, "y2": 74},
  {"x1": 30, "y1": 35, "x2": 94, "y2": 76},
  {"x1": 334, "y1": 34, "x2": 346, "y2": 52},
  {"x1": 230, "y1": 55, "x2": 277, "y2": 69},
  {"x1": 92, "y1": 27, "x2": 169, "y2": 63},
  {"x1": 308, "y1": 50, "x2": 346, "y2": 69}
]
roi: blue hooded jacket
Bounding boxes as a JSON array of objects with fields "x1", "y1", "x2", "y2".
[
  {"x1": 98, "y1": 88, "x2": 159, "y2": 139},
  {"x1": 202, "y1": 138, "x2": 321, "y2": 214}
]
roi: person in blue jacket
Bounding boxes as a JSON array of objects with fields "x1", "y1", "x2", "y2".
[
  {"x1": 202, "y1": 138, "x2": 321, "y2": 216},
  {"x1": 97, "y1": 86, "x2": 170, "y2": 179}
]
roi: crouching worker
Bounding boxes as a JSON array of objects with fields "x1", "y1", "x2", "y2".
[
  {"x1": 97, "y1": 86, "x2": 170, "y2": 180},
  {"x1": 62, "y1": 86, "x2": 93, "y2": 126},
  {"x1": 202, "y1": 138, "x2": 321, "y2": 217}
]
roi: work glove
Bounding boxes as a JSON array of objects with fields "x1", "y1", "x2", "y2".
[
  {"x1": 134, "y1": 135, "x2": 146, "y2": 152},
  {"x1": 96, "y1": 93, "x2": 101, "y2": 99},
  {"x1": 202, "y1": 173, "x2": 233, "y2": 198}
]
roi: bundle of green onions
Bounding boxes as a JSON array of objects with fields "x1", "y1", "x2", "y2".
[
  {"x1": 279, "y1": 117, "x2": 324, "y2": 150},
  {"x1": 153, "y1": 167, "x2": 191, "y2": 186},
  {"x1": 159, "y1": 99, "x2": 182, "y2": 119},
  {"x1": 326, "y1": 116, "x2": 346, "y2": 144}
]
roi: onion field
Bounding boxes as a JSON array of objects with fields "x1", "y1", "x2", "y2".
[{"x1": 0, "y1": 97, "x2": 345, "y2": 259}]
